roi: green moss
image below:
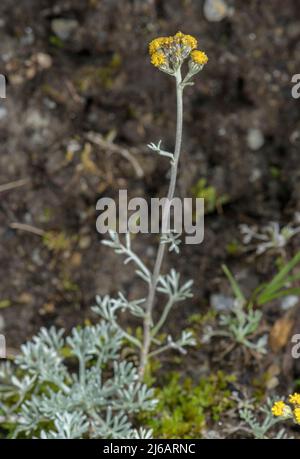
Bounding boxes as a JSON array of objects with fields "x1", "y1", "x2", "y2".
[
  {"x1": 269, "y1": 166, "x2": 281, "y2": 179},
  {"x1": 49, "y1": 35, "x2": 64, "y2": 48},
  {"x1": 188, "y1": 310, "x2": 216, "y2": 326},
  {"x1": 75, "y1": 53, "x2": 122, "y2": 93},
  {"x1": 191, "y1": 178, "x2": 229, "y2": 214},
  {"x1": 0, "y1": 299, "x2": 11, "y2": 309},
  {"x1": 142, "y1": 371, "x2": 236, "y2": 439},
  {"x1": 226, "y1": 240, "x2": 243, "y2": 256},
  {"x1": 43, "y1": 231, "x2": 76, "y2": 253}
]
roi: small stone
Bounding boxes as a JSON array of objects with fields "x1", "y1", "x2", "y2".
[
  {"x1": 17, "y1": 292, "x2": 33, "y2": 304},
  {"x1": 79, "y1": 235, "x2": 91, "y2": 250},
  {"x1": 204, "y1": 0, "x2": 230, "y2": 22},
  {"x1": 39, "y1": 302, "x2": 55, "y2": 315},
  {"x1": 70, "y1": 252, "x2": 82, "y2": 267},
  {"x1": 25, "y1": 110, "x2": 49, "y2": 130},
  {"x1": 43, "y1": 97, "x2": 57, "y2": 110},
  {"x1": 35, "y1": 52, "x2": 52, "y2": 69},
  {"x1": 281, "y1": 295, "x2": 298, "y2": 310},
  {"x1": 247, "y1": 128, "x2": 265, "y2": 151},
  {"x1": 249, "y1": 167, "x2": 262, "y2": 183},
  {"x1": 210, "y1": 294, "x2": 234, "y2": 311},
  {"x1": 51, "y1": 18, "x2": 78, "y2": 40},
  {"x1": 21, "y1": 26, "x2": 35, "y2": 46}
]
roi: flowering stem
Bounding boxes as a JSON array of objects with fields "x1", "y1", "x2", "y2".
[{"x1": 139, "y1": 68, "x2": 183, "y2": 378}]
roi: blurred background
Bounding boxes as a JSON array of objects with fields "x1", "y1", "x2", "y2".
[{"x1": 0, "y1": 0, "x2": 300, "y2": 383}]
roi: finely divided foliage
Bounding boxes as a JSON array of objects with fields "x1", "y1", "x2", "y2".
[{"x1": 0, "y1": 322, "x2": 155, "y2": 438}]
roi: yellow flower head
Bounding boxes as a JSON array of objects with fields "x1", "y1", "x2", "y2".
[
  {"x1": 294, "y1": 407, "x2": 300, "y2": 424},
  {"x1": 150, "y1": 51, "x2": 166, "y2": 68},
  {"x1": 149, "y1": 32, "x2": 201, "y2": 71},
  {"x1": 289, "y1": 393, "x2": 300, "y2": 406},
  {"x1": 191, "y1": 50, "x2": 209, "y2": 65},
  {"x1": 271, "y1": 400, "x2": 287, "y2": 417},
  {"x1": 174, "y1": 31, "x2": 198, "y2": 50},
  {"x1": 149, "y1": 37, "x2": 170, "y2": 55}
]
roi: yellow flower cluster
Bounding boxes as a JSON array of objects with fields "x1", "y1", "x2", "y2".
[
  {"x1": 191, "y1": 50, "x2": 209, "y2": 66},
  {"x1": 289, "y1": 392, "x2": 300, "y2": 405},
  {"x1": 150, "y1": 51, "x2": 166, "y2": 67},
  {"x1": 295, "y1": 407, "x2": 300, "y2": 424},
  {"x1": 148, "y1": 31, "x2": 207, "y2": 71},
  {"x1": 173, "y1": 31, "x2": 197, "y2": 51},
  {"x1": 271, "y1": 400, "x2": 287, "y2": 417},
  {"x1": 149, "y1": 36, "x2": 172, "y2": 56},
  {"x1": 271, "y1": 393, "x2": 300, "y2": 424}
]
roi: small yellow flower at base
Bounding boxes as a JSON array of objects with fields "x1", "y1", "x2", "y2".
[
  {"x1": 289, "y1": 392, "x2": 300, "y2": 406},
  {"x1": 150, "y1": 51, "x2": 166, "y2": 68},
  {"x1": 271, "y1": 400, "x2": 287, "y2": 417},
  {"x1": 191, "y1": 50, "x2": 209, "y2": 66},
  {"x1": 294, "y1": 407, "x2": 300, "y2": 424}
]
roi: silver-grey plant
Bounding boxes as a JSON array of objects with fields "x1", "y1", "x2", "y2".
[
  {"x1": 0, "y1": 32, "x2": 209, "y2": 439},
  {"x1": 101, "y1": 32, "x2": 208, "y2": 377},
  {"x1": 0, "y1": 321, "x2": 155, "y2": 439},
  {"x1": 239, "y1": 398, "x2": 290, "y2": 439}
]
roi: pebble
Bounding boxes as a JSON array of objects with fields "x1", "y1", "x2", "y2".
[
  {"x1": 247, "y1": 128, "x2": 265, "y2": 151},
  {"x1": 43, "y1": 97, "x2": 57, "y2": 110},
  {"x1": 51, "y1": 18, "x2": 79, "y2": 40},
  {"x1": 203, "y1": 0, "x2": 231, "y2": 22},
  {"x1": 21, "y1": 26, "x2": 35, "y2": 46},
  {"x1": 210, "y1": 293, "x2": 234, "y2": 311},
  {"x1": 281, "y1": 295, "x2": 299, "y2": 310},
  {"x1": 79, "y1": 235, "x2": 92, "y2": 250},
  {"x1": 35, "y1": 52, "x2": 52, "y2": 69},
  {"x1": 249, "y1": 167, "x2": 262, "y2": 183},
  {"x1": 25, "y1": 110, "x2": 49, "y2": 130}
]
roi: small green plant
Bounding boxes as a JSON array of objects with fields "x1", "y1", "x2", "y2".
[
  {"x1": 253, "y1": 250, "x2": 300, "y2": 305},
  {"x1": 204, "y1": 265, "x2": 267, "y2": 353},
  {"x1": 192, "y1": 178, "x2": 229, "y2": 214},
  {"x1": 0, "y1": 315, "x2": 155, "y2": 439},
  {"x1": 204, "y1": 252, "x2": 300, "y2": 353},
  {"x1": 142, "y1": 371, "x2": 235, "y2": 439},
  {"x1": 240, "y1": 220, "x2": 300, "y2": 256},
  {"x1": 43, "y1": 230, "x2": 75, "y2": 253},
  {"x1": 239, "y1": 398, "x2": 290, "y2": 439}
]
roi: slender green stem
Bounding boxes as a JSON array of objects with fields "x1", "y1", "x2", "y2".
[{"x1": 139, "y1": 69, "x2": 184, "y2": 377}]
